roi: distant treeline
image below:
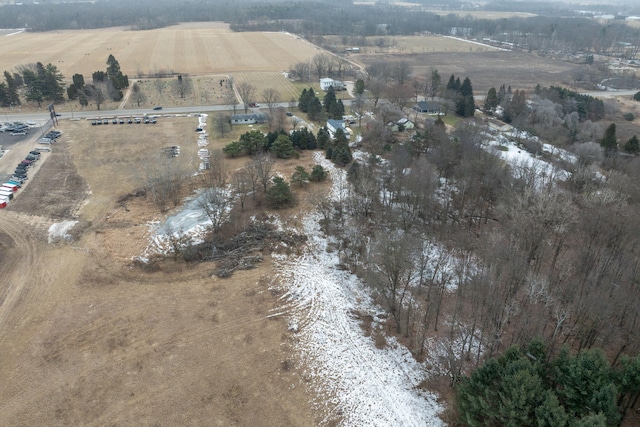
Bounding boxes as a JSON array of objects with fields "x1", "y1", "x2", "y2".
[{"x1": 0, "y1": 0, "x2": 638, "y2": 56}]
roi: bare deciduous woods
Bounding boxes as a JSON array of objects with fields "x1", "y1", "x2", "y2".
[{"x1": 322, "y1": 114, "x2": 640, "y2": 406}]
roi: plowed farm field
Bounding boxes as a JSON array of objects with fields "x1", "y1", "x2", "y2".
[{"x1": 0, "y1": 22, "x2": 316, "y2": 78}]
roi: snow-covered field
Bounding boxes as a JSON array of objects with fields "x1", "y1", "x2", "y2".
[{"x1": 272, "y1": 153, "x2": 445, "y2": 426}]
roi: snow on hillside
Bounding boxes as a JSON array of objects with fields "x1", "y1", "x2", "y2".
[{"x1": 272, "y1": 153, "x2": 445, "y2": 426}]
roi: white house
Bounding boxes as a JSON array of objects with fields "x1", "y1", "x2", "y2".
[{"x1": 320, "y1": 78, "x2": 346, "y2": 91}]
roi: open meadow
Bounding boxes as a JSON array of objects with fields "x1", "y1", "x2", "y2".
[{"x1": 0, "y1": 115, "x2": 326, "y2": 425}]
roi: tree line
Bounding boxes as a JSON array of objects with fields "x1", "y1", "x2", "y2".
[
  {"x1": 3, "y1": 1, "x2": 640, "y2": 59},
  {"x1": 0, "y1": 54, "x2": 130, "y2": 110}
]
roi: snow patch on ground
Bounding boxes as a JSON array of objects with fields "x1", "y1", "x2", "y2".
[
  {"x1": 273, "y1": 151, "x2": 445, "y2": 426},
  {"x1": 48, "y1": 220, "x2": 78, "y2": 243}
]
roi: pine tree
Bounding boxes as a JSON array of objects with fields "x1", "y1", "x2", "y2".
[
  {"x1": 271, "y1": 134, "x2": 295, "y2": 159},
  {"x1": 291, "y1": 166, "x2": 310, "y2": 187},
  {"x1": 623, "y1": 135, "x2": 640, "y2": 155},
  {"x1": 600, "y1": 123, "x2": 618, "y2": 156},
  {"x1": 484, "y1": 87, "x2": 498, "y2": 112},
  {"x1": 265, "y1": 177, "x2": 294, "y2": 209},
  {"x1": 323, "y1": 85, "x2": 336, "y2": 112}
]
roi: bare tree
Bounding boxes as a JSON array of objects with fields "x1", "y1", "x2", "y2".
[
  {"x1": 252, "y1": 153, "x2": 274, "y2": 194},
  {"x1": 352, "y1": 93, "x2": 368, "y2": 127},
  {"x1": 86, "y1": 84, "x2": 107, "y2": 110},
  {"x1": 142, "y1": 153, "x2": 189, "y2": 212},
  {"x1": 173, "y1": 74, "x2": 193, "y2": 99},
  {"x1": 386, "y1": 83, "x2": 413, "y2": 113},
  {"x1": 367, "y1": 78, "x2": 386, "y2": 111},
  {"x1": 262, "y1": 88, "x2": 280, "y2": 128},
  {"x1": 199, "y1": 187, "x2": 231, "y2": 234},
  {"x1": 237, "y1": 81, "x2": 255, "y2": 113},
  {"x1": 243, "y1": 160, "x2": 261, "y2": 201},
  {"x1": 231, "y1": 170, "x2": 252, "y2": 212},
  {"x1": 131, "y1": 82, "x2": 147, "y2": 107},
  {"x1": 154, "y1": 78, "x2": 164, "y2": 95},
  {"x1": 392, "y1": 60, "x2": 411, "y2": 85},
  {"x1": 312, "y1": 54, "x2": 330, "y2": 80},
  {"x1": 214, "y1": 113, "x2": 230, "y2": 137},
  {"x1": 365, "y1": 232, "x2": 417, "y2": 334},
  {"x1": 200, "y1": 149, "x2": 227, "y2": 188},
  {"x1": 290, "y1": 62, "x2": 311, "y2": 83}
]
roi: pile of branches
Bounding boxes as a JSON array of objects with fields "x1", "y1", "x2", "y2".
[{"x1": 182, "y1": 222, "x2": 307, "y2": 277}]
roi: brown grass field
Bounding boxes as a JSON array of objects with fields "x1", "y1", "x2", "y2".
[
  {"x1": 0, "y1": 115, "x2": 329, "y2": 425},
  {"x1": 0, "y1": 22, "x2": 316, "y2": 78}
]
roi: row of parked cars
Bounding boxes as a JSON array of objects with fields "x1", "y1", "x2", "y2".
[
  {"x1": 0, "y1": 130, "x2": 60, "y2": 208},
  {"x1": 91, "y1": 116, "x2": 157, "y2": 125}
]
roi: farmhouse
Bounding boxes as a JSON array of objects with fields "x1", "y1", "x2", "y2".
[
  {"x1": 412, "y1": 101, "x2": 442, "y2": 114},
  {"x1": 230, "y1": 113, "x2": 268, "y2": 125},
  {"x1": 388, "y1": 117, "x2": 414, "y2": 132},
  {"x1": 320, "y1": 78, "x2": 346, "y2": 91},
  {"x1": 327, "y1": 119, "x2": 350, "y2": 140}
]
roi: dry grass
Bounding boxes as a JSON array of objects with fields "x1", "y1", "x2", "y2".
[
  {"x1": 0, "y1": 112, "x2": 320, "y2": 426},
  {"x1": 325, "y1": 34, "x2": 500, "y2": 55},
  {"x1": 0, "y1": 22, "x2": 318, "y2": 80}
]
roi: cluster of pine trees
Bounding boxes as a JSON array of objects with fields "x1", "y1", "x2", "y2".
[
  {"x1": 444, "y1": 74, "x2": 475, "y2": 117},
  {"x1": 458, "y1": 340, "x2": 640, "y2": 426}
]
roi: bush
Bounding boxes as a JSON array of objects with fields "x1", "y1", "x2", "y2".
[
  {"x1": 310, "y1": 165, "x2": 327, "y2": 182},
  {"x1": 623, "y1": 112, "x2": 635, "y2": 121}
]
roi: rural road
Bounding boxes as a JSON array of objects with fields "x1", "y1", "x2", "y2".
[{"x1": 0, "y1": 101, "x2": 322, "y2": 124}]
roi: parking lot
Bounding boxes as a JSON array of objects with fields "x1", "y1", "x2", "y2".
[{"x1": 0, "y1": 121, "x2": 57, "y2": 197}]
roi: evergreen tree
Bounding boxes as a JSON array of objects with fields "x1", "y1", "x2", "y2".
[
  {"x1": 223, "y1": 141, "x2": 243, "y2": 157},
  {"x1": 0, "y1": 83, "x2": 7, "y2": 107},
  {"x1": 430, "y1": 69, "x2": 441, "y2": 98},
  {"x1": 3, "y1": 71, "x2": 20, "y2": 106},
  {"x1": 484, "y1": 87, "x2": 498, "y2": 112},
  {"x1": 310, "y1": 165, "x2": 327, "y2": 182},
  {"x1": 600, "y1": 123, "x2": 618, "y2": 156},
  {"x1": 623, "y1": 135, "x2": 640, "y2": 155},
  {"x1": 265, "y1": 177, "x2": 294, "y2": 209},
  {"x1": 307, "y1": 97, "x2": 323, "y2": 120},
  {"x1": 329, "y1": 128, "x2": 352, "y2": 166},
  {"x1": 239, "y1": 130, "x2": 267, "y2": 155},
  {"x1": 270, "y1": 134, "x2": 295, "y2": 159},
  {"x1": 316, "y1": 127, "x2": 330, "y2": 149},
  {"x1": 354, "y1": 78, "x2": 365, "y2": 95},
  {"x1": 323, "y1": 85, "x2": 336, "y2": 112},
  {"x1": 330, "y1": 99, "x2": 345, "y2": 120},
  {"x1": 22, "y1": 68, "x2": 43, "y2": 107},
  {"x1": 291, "y1": 166, "x2": 310, "y2": 187}
]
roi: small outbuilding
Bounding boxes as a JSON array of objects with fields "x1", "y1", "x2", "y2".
[{"x1": 488, "y1": 119, "x2": 513, "y2": 133}]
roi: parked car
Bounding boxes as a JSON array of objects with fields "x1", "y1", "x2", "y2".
[{"x1": 286, "y1": 111, "x2": 293, "y2": 116}]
